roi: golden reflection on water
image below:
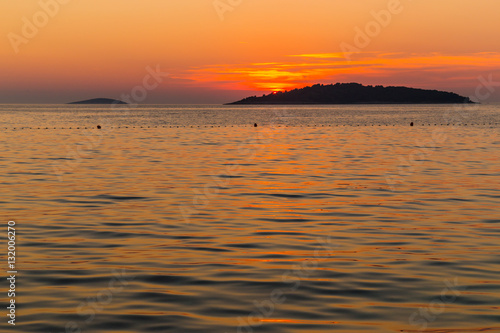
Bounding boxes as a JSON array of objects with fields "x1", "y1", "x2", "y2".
[{"x1": 1, "y1": 124, "x2": 500, "y2": 332}]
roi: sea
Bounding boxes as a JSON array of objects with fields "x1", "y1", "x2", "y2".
[{"x1": 1, "y1": 104, "x2": 499, "y2": 333}]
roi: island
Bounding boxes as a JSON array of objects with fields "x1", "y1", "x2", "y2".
[
  {"x1": 226, "y1": 83, "x2": 474, "y2": 105},
  {"x1": 68, "y1": 98, "x2": 128, "y2": 105}
]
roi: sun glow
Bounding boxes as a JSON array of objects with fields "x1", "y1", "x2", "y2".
[{"x1": 179, "y1": 52, "x2": 500, "y2": 97}]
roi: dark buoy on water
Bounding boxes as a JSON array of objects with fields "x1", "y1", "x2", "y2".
[
  {"x1": 254, "y1": 123, "x2": 258, "y2": 127},
  {"x1": 410, "y1": 122, "x2": 414, "y2": 127},
  {"x1": 97, "y1": 125, "x2": 101, "y2": 129}
]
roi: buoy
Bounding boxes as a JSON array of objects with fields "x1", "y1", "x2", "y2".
[
  {"x1": 97, "y1": 125, "x2": 101, "y2": 129},
  {"x1": 410, "y1": 122, "x2": 414, "y2": 127},
  {"x1": 254, "y1": 123, "x2": 258, "y2": 127}
]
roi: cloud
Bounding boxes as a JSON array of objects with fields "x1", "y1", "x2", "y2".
[{"x1": 175, "y1": 52, "x2": 500, "y2": 98}]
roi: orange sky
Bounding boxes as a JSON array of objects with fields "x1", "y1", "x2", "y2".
[{"x1": 1, "y1": 0, "x2": 499, "y2": 103}]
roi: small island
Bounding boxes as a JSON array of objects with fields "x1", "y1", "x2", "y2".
[
  {"x1": 68, "y1": 98, "x2": 128, "y2": 105},
  {"x1": 226, "y1": 83, "x2": 474, "y2": 105}
]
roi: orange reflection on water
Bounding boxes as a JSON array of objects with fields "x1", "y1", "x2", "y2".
[{"x1": 2, "y1": 122, "x2": 500, "y2": 333}]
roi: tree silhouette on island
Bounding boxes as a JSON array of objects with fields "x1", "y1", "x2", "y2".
[{"x1": 226, "y1": 83, "x2": 474, "y2": 105}]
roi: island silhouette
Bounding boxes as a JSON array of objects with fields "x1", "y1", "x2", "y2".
[
  {"x1": 227, "y1": 83, "x2": 474, "y2": 105},
  {"x1": 68, "y1": 98, "x2": 128, "y2": 105}
]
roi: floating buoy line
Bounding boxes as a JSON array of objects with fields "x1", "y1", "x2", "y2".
[{"x1": 2, "y1": 123, "x2": 498, "y2": 131}]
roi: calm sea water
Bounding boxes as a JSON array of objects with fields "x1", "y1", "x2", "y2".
[{"x1": 1, "y1": 104, "x2": 499, "y2": 333}]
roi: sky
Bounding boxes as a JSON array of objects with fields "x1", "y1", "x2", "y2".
[{"x1": 1, "y1": 0, "x2": 500, "y2": 104}]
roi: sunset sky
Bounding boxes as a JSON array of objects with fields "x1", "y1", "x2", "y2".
[{"x1": 1, "y1": 0, "x2": 500, "y2": 103}]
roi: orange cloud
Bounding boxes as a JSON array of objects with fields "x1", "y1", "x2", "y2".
[{"x1": 178, "y1": 52, "x2": 500, "y2": 95}]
